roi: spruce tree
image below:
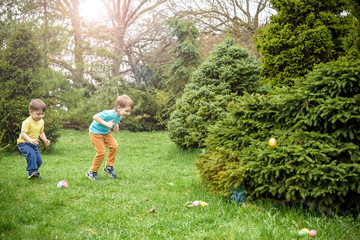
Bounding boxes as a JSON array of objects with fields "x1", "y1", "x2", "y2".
[
  {"x1": 167, "y1": 20, "x2": 203, "y2": 97},
  {"x1": 168, "y1": 38, "x2": 262, "y2": 149},
  {"x1": 344, "y1": 0, "x2": 360, "y2": 60},
  {"x1": 196, "y1": 57, "x2": 360, "y2": 214},
  {"x1": 254, "y1": 0, "x2": 353, "y2": 86},
  {"x1": 0, "y1": 24, "x2": 43, "y2": 148}
]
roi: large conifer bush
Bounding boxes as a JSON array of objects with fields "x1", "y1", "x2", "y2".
[
  {"x1": 196, "y1": 58, "x2": 360, "y2": 213},
  {"x1": 254, "y1": 0, "x2": 353, "y2": 86},
  {"x1": 0, "y1": 24, "x2": 61, "y2": 150},
  {"x1": 168, "y1": 38, "x2": 262, "y2": 149}
]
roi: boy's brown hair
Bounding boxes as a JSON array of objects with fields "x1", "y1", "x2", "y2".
[
  {"x1": 29, "y1": 99, "x2": 46, "y2": 112},
  {"x1": 115, "y1": 94, "x2": 134, "y2": 109}
]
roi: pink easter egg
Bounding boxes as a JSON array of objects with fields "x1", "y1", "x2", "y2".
[
  {"x1": 309, "y1": 230, "x2": 316, "y2": 237},
  {"x1": 62, "y1": 180, "x2": 68, "y2": 188}
]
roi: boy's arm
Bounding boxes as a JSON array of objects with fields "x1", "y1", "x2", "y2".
[
  {"x1": 21, "y1": 132, "x2": 39, "y2": 145},
  {"x1": 112, "y1": 123, "x2": 119, "y2": 133},
  {"x1": 39, "y1": 132, "x2": 50, "y2": 147},
  {"x1": 93, "y1": 114, "x2": 114, "y2": 128}
]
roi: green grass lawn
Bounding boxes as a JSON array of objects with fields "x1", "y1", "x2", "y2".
[{"x1": 0, "y1": 130, "x2": 359, "y2": 239}]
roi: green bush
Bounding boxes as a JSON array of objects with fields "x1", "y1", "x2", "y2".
[
  {"x1": 120, "y1": 88, "x2": 163, "y2": 131},
  {"x1": 168, "y1": 38, "x2": 262, "y2": 149},
  {"x1": 59, "y1": 83, "x2": 165, "y2": 132},
  {"x1": 61, "y1": 88, "x2": 98, "y2": 130},
  {"x1": 196, "y1": 58, "x2": 360, "y2": 214},
  {"x1": 0, "y1": 130, "x2": 10, "y2": 159},
  {"x1": 0, "y1": 66, "x2": 38, "y2": 149},
  {"x1": 166, "y1": 19, "x2": 203, "y2": 97},
  {"x1": 0, "y1": 24, "x2": 61, "y2": 151},
  {"x1": 344, "y1": 1, "x2": 360, "y2": 60},
  {"x1": 37, "y1": 109, "x2": 62, "y2": 152},
  {"x1": 0, "y1": 24, "x2": 41, "y2": 149},
  {"x1": 254, "y1": 0, "x2": 353, "y2": 86}
]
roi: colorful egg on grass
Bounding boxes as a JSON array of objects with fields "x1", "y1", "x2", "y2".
[
  {"x1": 301, "y1": 228, "x2": 310, "y2": 234},
  {"x1": 57, "y1": 182, "x2": 63, "y2": 188},
  {"x1": 57, "y1": 180, "x2": 68, "y2": 188},
  {"x1": 62, "y1": 180, "x2": 68, "y2": 188},
  {"x1": 269, "y1": 138, "x2": 277, "y2": 147},
  {"x1": 229, "y1": 185, "x2": 247, "y2": 203},
  {"x1": 309, "y1": 230, "x2": 317, "y2": 237},
  {"x1": 298, "y1": 230, "x2": 308, "y2": 237}
]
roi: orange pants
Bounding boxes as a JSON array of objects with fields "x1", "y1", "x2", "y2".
[{"x1": 89, "y1": 131, "x2": 118, "y2": 172}]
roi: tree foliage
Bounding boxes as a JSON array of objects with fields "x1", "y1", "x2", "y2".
[
  {"x1": 3, "y1": 23, "x2": 42, "y2": 70},
  {"x1": 196, "y1": 57, "x2": 360, "y2": 214},
  {"x1": 254, "y1": 0, "x2": 353, "y2": 86},
  {"x1": 343, "y1": 0, "x2": 360, "y2": 60},
  {"x1": 122, "y1": 88, "x2": 163, "y2": 131},
  {"x1": 0, "y1": 24, "x2": 61, "y2": 150},
  {"x1": 168, "y1": 38, "x2": 262, "y2": 149},
  {"x1": 175, "y1": 0, "x2": 273, "y2": 58},
  {"x1": 100, "y1": 0, "x2": 168, "y2": 81},
  {"x1": 167, "y1": 19, "x2": 203, "y2": 97}
]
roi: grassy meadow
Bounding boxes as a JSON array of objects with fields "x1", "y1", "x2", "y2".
[{"x1": 0, "y1": 130, "x2": 359, "y2": 239}]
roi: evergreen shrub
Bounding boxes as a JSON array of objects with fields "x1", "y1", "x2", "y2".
[
  {"x1": 254, "y1": 0, "x2": 353, "y2": 86},
  {"x1": 196, "y1": 58, "x2": 360, "y2": 214},
  {"x1": 168, "y1": 38, "x2": 262, "y2": 149},
  {"x1": 0, "y1": 24, "x2": 61, "y2": 151},
  {"x1": 61, "y1": 88, "x2": 99, "y2": 130},
  {"x1": 37, "y1": 109, "x2": 62, "y2": 152},
  {"x1": 0, "y1": 64, "x2": 62, "y2": 151},
  {"x1": 0, "y1": 130, "x2": 10, "y2": 159},
  {"x1": 122, "y1": 89, "x2": 163, "y2": 131}
]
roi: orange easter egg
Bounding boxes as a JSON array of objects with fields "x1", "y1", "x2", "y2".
[{"x1": 269, "y1": 138, "x2": 277, "y2": 147}]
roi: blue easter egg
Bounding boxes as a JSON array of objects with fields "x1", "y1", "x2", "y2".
[
  {"x1": 57, "y1": 182, "x2": 63, "y2": 188},
  {"x1": 230, "y1": 185, "x2": 247, "y2": 203}
]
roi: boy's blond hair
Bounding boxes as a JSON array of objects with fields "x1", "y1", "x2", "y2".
[
  {"x1": 115, "y1": 94, "x2": 134, "y2": 109},
  {"x1": 29, "y1": 99, "x2": 46, "y2": 112}
]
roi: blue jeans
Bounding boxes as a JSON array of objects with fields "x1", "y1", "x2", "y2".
[{"x1": 18, "y1": 142, "x2": 43, "y2": 173}]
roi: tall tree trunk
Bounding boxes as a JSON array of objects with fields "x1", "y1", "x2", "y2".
[
  {"x1": 62, "y1": 0, "x2": 85, "y2": 87},
  {"x1": 103, "y1": 0, "x2": 166, "y2": 84},
  {"x1": 43, "y1": 0, "x2": 48, "y2": 68}
]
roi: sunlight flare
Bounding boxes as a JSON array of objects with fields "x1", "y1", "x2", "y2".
[{"x1": 80, "y1": 0, "x2": 106, "y2": 22}]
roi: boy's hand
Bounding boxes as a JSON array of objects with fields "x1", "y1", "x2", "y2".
[
  {"x1": 44, "y1": 139, "x2": 50, "y2": 147},
  {"x1": 106, "y1": 120, "x2": 114, "y2": 128},
  {"x1": 112, "y1": 123, "x2": 119, "y2": 133},
  {"x1": 29, "y1": 139, "x2": 39, "y2": 145}
]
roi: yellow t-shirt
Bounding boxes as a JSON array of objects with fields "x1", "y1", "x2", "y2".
[{"x1": 17, "y1": 117, "x2": 44, "y2": 144}]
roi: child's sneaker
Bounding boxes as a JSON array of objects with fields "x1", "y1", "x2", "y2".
[
  {"x1": 28, "y1": 170, "x2": 41, "y2": 179},
  {"x1": 103, "y1": 166, "x2": 118, "y2": 178},
  {"x1": 86, "y1": 170, "x2": 100, "y2": 180}
]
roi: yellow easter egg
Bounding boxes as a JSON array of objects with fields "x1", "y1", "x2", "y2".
[
  {"x1": 269, "y1": 138, "x2": 277, "y2": 147},
  {"x1": 301, "y1": 228, "x2": 310, "y2": 234}
]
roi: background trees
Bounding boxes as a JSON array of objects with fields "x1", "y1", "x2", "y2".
[
  {"x1": 99, "y1": 0, "x2": 168, "y2": 81},
  {"x1": 254, "y1": 0, "x2": 353, "y2": 86},
  {"x1": 168, "y1": 38, "x2": 262, "y2": 149},
  {"x1": 174, "y1": 0, "x2": 273, "y2": 58},
  {"x1": 166, "y1": 19, "x2": 203, "y2": 97},
  {"x1": 344, "y1": 0, "x2": 360, "y2": 60},
  {"x1": 0, "y1": 24, "x2": 61, "y2": 150},
  {"x1": 1, "y1": 0, "x2": 274, "y2": 137}
]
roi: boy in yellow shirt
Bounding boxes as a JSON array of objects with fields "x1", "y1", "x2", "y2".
[{"x1": 17, "y1": 99, "x2": 50, "y2": 179}]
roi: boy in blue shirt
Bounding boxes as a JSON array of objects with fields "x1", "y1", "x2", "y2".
[{"x1": 86, "y1": 94, "x2": 134, "y2": 180}]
